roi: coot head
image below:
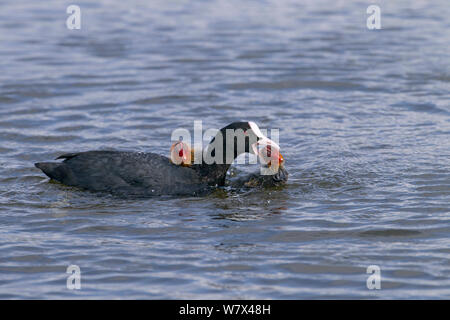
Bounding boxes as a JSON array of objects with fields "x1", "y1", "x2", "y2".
[
  {"x1": 196, "y1": 121, "x2": 287, "y2": 186},
  {"x1": 170, "y1": 141, "x2": 193, "y2": 166},
  {"x1": 203, "y1": 121, "x2": 281, "y2": 163}
]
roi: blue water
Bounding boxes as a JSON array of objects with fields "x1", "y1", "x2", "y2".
[{"x1": 0, "y1": 0, "x2": 449, "y2": 299}]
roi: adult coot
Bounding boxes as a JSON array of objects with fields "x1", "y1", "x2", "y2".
[{"x1": 35, "y1": 121, "x2": 288, "y2": 196}]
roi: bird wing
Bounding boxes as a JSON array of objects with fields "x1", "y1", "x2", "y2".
[{"x1": 45, "y1": 151, "x2": 205, "y2": 195}]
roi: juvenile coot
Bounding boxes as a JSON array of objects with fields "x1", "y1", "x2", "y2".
[
  {"x1": 35, "y1": 121, "x2": 288, "y2": 196},
  {"x1": 169, "y1": 140, "x2": 194, "y2": 167}
]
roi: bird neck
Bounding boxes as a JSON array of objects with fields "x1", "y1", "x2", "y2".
[{"x1": 194, "y1": 123, "x2": 250, "y2": 186}]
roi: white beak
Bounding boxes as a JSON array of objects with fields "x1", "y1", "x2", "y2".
[{"x1": 248, "y1": 121, "x2": 280, "y2": 155}]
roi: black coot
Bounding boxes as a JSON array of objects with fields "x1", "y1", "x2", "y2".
[{"x1": 35, "y1": 121, "x2": 288, "y2": 196}]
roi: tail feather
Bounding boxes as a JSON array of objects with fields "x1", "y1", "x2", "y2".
[{"x1": 35, "y1": 162, "x2": 68, "y2": 182}]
